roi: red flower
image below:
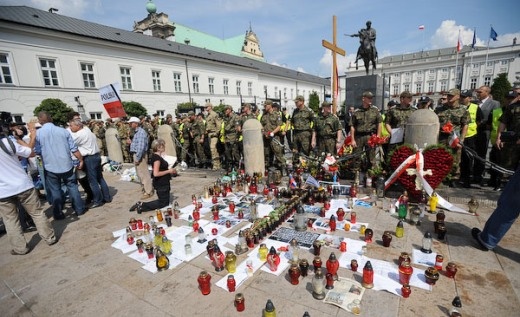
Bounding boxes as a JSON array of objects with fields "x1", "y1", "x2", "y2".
[{"x1": 441, "y1": 122, "x2": 453, "y2": 134}]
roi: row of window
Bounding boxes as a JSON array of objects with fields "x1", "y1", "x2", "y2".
[
  {"x1": 391, "y1": 75, "x2": 492, "y2": 95},
  {"x1": 391, "y1": 60, "x2": 509, "y2": 78},
  {"x1": 1, "y1": 53, "x2": 291, "y2": 97}
]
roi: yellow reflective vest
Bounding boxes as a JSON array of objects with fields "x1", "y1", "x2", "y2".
[
  {"x1": 490, "y1": 107, "x2": 503, "y2": 145},
  {"x1": 466, "y1": 103, "x2": 478, "y2": 138}
]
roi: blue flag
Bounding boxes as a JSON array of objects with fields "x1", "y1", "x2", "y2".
[
  {"x1": 471, "y1": 29, "x2": 476, "y2": 48},
  {"x1": 490, "y1": 27, "x2": 498, "y2": 41}
]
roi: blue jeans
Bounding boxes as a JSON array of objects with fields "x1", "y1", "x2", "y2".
[
  {"x1": 479, "y1": 168, "x2": 520, "y2": 249},
  {"x1": 84, "y1": 153, "x2": 111, "y2": 204},
  {"x1": 45, "y1": 168, "x2": 85, "y2": 216}
]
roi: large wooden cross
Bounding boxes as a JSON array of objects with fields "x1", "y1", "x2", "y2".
[{"x1": 322, "y1": 15, "x2": 346, "y2": 114}]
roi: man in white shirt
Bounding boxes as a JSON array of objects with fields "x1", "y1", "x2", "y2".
[
  {"x1": 68, "y1": 118, "x2": 111, "y2": 208},
  {"x1": 0, "y1": 121, "x2": 57, "y2": 255}
]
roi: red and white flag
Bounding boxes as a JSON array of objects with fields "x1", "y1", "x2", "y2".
[
  {"x1": 449, "y1": 132, "x2": 460, "y2": 148},
  {"x1": 99, "y1": 83, "x2": 127, "y2": 118},
  {"x1": 418, "y1": 25, "x2": 425, "y2": 30},
  {"x1": 456, "y1": 31, "x2": 463, "y2": 52}
]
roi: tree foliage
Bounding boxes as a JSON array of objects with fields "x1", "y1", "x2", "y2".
[
  {"x1": 491, "y1": 73, "x2": 512, "y2": 106},
  {"x1": 213, "y1": 104, "x2": 226, "y2": 115},
  {"x1": 33, "y1": 98, "x2": 74, "y2": 126},
  {"x1": 308, "y1": 91, "x2": 320, "y2": 113},
  {"x1": 122, "y1": 101, "x2": 147, "y2": 118}
]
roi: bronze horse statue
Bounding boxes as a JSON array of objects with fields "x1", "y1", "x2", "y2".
[{"x1": 356, "y1": 35, "x2": 377, "y2": 75}]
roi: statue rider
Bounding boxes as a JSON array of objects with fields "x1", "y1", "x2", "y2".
[{"x1": 350, "y1": 21, "x2": 378, "y2": 62}]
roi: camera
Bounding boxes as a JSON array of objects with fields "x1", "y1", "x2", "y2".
[
  {"x1": 0, "y1": 111, "x2": 13, "y2": 135},
  {"x1": 500, "y1": 131, "x2": 518, "y2": 143}
]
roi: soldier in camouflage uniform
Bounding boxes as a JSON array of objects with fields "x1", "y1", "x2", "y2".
[
  {"x1": 116, "y1": 119, "x2": 132, "y2": 163},
  {"x1": 94, "y1": 121, "x2": 107, "y2": 156},
  {"x1": 291, "y1": 95, "x2": 316, "y2": 163},
  {"x1": 205, "y1": 103, "x2": 222, "y2": 170},
  {"x1": 350, "y1": 91, "x2": 382, "y2": 171},
  {"x1": 435, "y1": 88, "x2": 470, "y2": 183},
  {"x1": 141, "y1": 116, "x2": 155, "y2": 152},
  {"x1": 191, "y1": 112, "x2": 207, "y2": 168},
  {"x1": 384, "y1": 91, "x2": 416, "y2": 149},
  {"x1": 315, "y1": 102, "x2": 342, "y2": 155},
  {"x1": 222, "y1": 106, "x2": 241, "y2": 170},
  {"x1": 260, "y1": 100, "x2": 286, "y2": 171}
]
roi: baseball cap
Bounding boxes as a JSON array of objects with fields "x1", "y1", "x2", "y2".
[
  {"x1": 447, "y1": 88, "x2": 460, "y2": 96},
  {"x1": 224, "y1": 105, "x2": 233, "y2": 111},
  {"x1": 128, "y1": 117, "x2": 140, "y2": 123},
  {"x1": 294, "y1": 95, "x2": 305, "y2": 102},
  {"x1": 187, "y1": 111, "x2": 195, "y2": 116},
  {"x1": 505, "y1": 90, "x2": 518, "y2": 98},
  {"x1": 321, "y1": 101, "x2": 332, "y2": 108},
  {"x1": 264, "y1": 100, "x2": 273, "y2": 106},
  {"x1": 362, "y1": 91, "x2": 374, "y2": 98},
  {"x1": 460, "y1": 89, "x2": 473, "y2": 98},
  {"x1": 419, "y1": 96, "x2": 431, "y2": 103}
]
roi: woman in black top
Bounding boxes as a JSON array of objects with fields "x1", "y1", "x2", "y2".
[{"x1": 129, "y1": 139, "x2": 177, "y2": 212}]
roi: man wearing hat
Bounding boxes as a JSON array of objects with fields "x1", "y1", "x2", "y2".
[
  {"x1": 459, "y1": 89, "x2": 483, "y2": 188},
  {"x1": 180, "y1": 112, "x2": 194, "y2": 167},
  {"x1": 474, "y1": 85, "x2": 500, "y2": 184},
  {"x1": 384, "y1": 91, "x2": 415, "y2": 148},
  {"x1": 496, "y1": 90, "x2": 520, "y2": 173},
  {"x1": 350, "y1": 91, "x2": 382, "y2": 170},
  {"x1": 222, "y1": 106, "x2": 241, "y2": 170},
  {"x1": 129, "y1": 116, "x2": 154, "y2": 199},
  {"x1": 435, "y1": 88, "x2": 470, "y2": 185},
  {"x1": 190, "y1": 111, "x2": 207, "y2": 168},
  {"x1": 116, "y1": 119, "x2": 132, "y2": 163},
  {"x1": 260, "y1": 100, "x2": 285, "y2": 171},
  {"x1": 417, "y1": 96, "x2": 432, "y2": 110},
  {"x1": 291, "y1": 95, "x2": 316, "y2": 162},
  {"x1": 315, "y1": 102, "x2": 342, "y2": 155}
]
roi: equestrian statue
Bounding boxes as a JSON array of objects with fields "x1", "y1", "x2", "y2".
[{"x1": 347, "y1": 20, "x2": 378, "y2": 75}]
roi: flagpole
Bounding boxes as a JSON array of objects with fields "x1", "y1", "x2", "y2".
[
  {"x1": 485, "y1": 25, "x2": 492, "y2": 67},
  {"x1": 455, "y1": 29, "x2": 460, "y2": 88},
  {"x1": 469, "y1": 28, "x2": 475, "y2": 88}
]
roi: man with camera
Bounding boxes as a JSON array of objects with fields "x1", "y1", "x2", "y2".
[
  {"x1": 496, "y1": 90, "x2": 520, "y2": 172},
  {"x1": 0, "y1": 112, "x2": 57, "y2": 255}
]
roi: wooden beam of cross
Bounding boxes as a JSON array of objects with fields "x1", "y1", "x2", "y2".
[{"x1": 322, "y1": 15, "x2": 346, "y2": 114}]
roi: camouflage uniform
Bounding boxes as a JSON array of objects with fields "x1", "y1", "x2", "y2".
[
  {"x1": 191, "y1": 117, "x2": 207, "y2": 166},
  {"x1": 261, "y1": 110, "x2": 286, "y2": 170},
  {"x1": 117, "y1": 121, "x2": 132, "y2": 163},
  {"x1": 291, "y1": 107, "x2": 315, "y2": 160},
  {"x1": 142, "y1": 120, "x2": 154, "y2": 150},
  {"x1": 435, "y1": 102, "x2": 470, "y2": 178},
  {"x1": 205, "y1": 110, "x2": 222, "y2": 169},
  {"x1": 94, "y1": 122, "x2": 107, "y2": 156},
  {"x1": 315, "y1": 113, "x2": 341, "y2": 155},
  {"x1": 351, "y1": 105, "x2": 382, "y2": 170},
  {"x1": 499, "y1": 100, "x2": 520, "y2": 169},
  {"x1": 223, "y1": 112, "x2": 241, "y2": 169},
  {"x1": 180, "y1": 118, "x2": 192, "y2": 164},
  {"x1": 384, "y1": 105, "x2": 415, "y2": 149}
]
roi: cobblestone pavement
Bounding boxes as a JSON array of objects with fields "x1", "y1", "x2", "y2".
[{"x1": 0, "y1": 166, "x2": 518, "y2": 317}]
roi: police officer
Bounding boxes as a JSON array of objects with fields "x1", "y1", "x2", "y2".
[
  {"x1": 459, "y1": 89, "x2": 483, "y2": 188},
  {"x1": 315, "y1": 102, "x2": 342, "y2": 155},
  {"x1": 291, "y1": 95, "x2": 315, "y2": 162},
  {"x1": 222, "y1": 106, "x2": 241, "y2": 170},
  {"x1": 350, "y1": 91, "x2": 382, "y2": 170},
  {"x1": 496, "y1": 90, "x2": 520, "y2": 172},
  {"x1": 261, "y1": 100, "x2": 286, "y2": 171},
  {"x1": 384, "y1": 91, "x2": 415, "y2": 149}
]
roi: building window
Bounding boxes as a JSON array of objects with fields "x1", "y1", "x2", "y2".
[
  {"x1": 152, "y1": 70, "x2": 161, "y2": 91},
  {"x1": 428, "y1": 82, "x2": 434, "y2": 93},
  {"x1": 120, "y1": 67, "x2": 132, "y2": 90},
  {"x1": 156, "y1": 110, "x2": 165, "y2": 117},
  {"x1": 484, "y1": 76, "x2": 491, "y2": 86},
  {"x1": 283, "y1": 88, "x2": 287, "y2": 99},
  {"x1": 247, "y1": 82, "x2": 252, "y2": 96},
  {"x1": 501, "y1": 60, "x2": 508, "y2": 65},
  {"x1": 470, "y1": 78, "x2": 477, "y2": 89},
  {"x1": 404, "y1": 84, "x2": 410, "y2": 92},
  {"x1": 393, "y1": 85, "x2": 399, "y2": 95},
  {"x1": 192, "y1": 75, "x2": 199, "y2": 93},
  {"x1": 429, "y1": 69, "x2": 435, "y2": 74},
  {"x1": 290, "y1": 88, "x2": 294, "y2": 99},
  {"x1": 487, "y1": 61, "x2": 493, "y2": 67},
  {"x1": 274, "y1": 86, "x2": 278, "y2": 99},
  {"x1": 208, "y1": 77, "x2": 215, "y2": 94},
  {"x1": 394, "y1": 73, "x2": 400, "y2": 78},
  {"x1": 80, "y1": 63, "x2": 95, "y2": 88},
  {"x1": 236, "y1": 80, "x2": 241, "y2": 95},
  {"x1": 90, "y1": 112, "x2": 102, "y2": 120},
  {"x1": 173, "y1": 72, "x2": 182, "y2": 92},
  {"x1": 417, "y1": 70, "x2": 423, "y2": 75},
  {"x1": 441, "y1": 68, "x2": 448, "y2": 73},
  {"x1": 415, "y1": 83, "x2": 422, "y2": 94},
  {"x1": 223, "y1": 79, "x2": 229, "y2": 95},
  {"x1": 40, "y1": 58, "x2": 59, "y2": 86},
  {"x1": 0, "y1": 53, "x2": 13, "y2": 84},
  {"x1": 440, "y1": 81, "x2": 447, "y2": 92},
  {"x1": 264, "y1": 85, "x2": 268, "y2": 97},
  {"x1": 473, "y1": 63, "x2": 479, "y2": 69}
]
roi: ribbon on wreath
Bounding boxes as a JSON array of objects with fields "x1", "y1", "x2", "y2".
[{"x1": 384, "y1": 146, "x2": 469, "y2": 214}]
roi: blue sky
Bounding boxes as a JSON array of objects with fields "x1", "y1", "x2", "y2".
[{"x1": 3, "y1": 0, "x2": 519, "y2": 77}]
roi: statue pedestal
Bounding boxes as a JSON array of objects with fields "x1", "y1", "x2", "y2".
[{"x1": 345, "y1": 75, "x2": 384, "y2": 109}]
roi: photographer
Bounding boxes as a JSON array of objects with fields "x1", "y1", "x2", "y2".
[
  {"x1": 496, "y1": 90, "x2": 520, "y2": 173},
  {"x1": 0, "y1": 114, "x2": 57, "y2": 255}
]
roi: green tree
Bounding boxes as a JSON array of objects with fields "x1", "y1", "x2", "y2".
[
  {"x1": 175, "y1": 101, "x2": 198, "y2": 115},
  {"x1": 33, "y1": 98, "x2": 74, "y2": 126},
  {"x1": 213, "y1": 104, "x2": 226, "y2": 115},
  {"x1": 308, "y1": 91, "x2": 320, "y2": 113},
  {"x1": 122, "y1": 101, "x2": 147, "y2": 118},
  {"x1": 491, "y1": 73, "x2": 512, "y2": 106}
]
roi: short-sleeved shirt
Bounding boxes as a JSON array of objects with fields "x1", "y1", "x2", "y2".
[
  {"x1": 435, "y1": 103, "x2": 470, "y2": 135},
  {"x1": 384, "y1": 106, "x2": 415, "y2": 129},
  {"x1": 351, "y1": 106, "x2": 382, "y2": 134},
  {"x1": 151, "y1": 153, "x2": 170, "y2": 187},
  {"x1": 260, "y1": 111, "x2": 282, "y2": 133},
  {"x1": 291, "y1": 107, "x2": 315, "y2": 131},
  {"x1": 223, "y1": 113, "x2": 241, "y2": 142},
  {"x1": 315, "y1": 114, "x2": 340, "y2": 138}
]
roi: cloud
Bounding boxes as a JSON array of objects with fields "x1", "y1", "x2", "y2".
[
  {"x1": 18, "y1": 0, "x2": 90, "y2": 18},
  {"x1": 318, "y1": 50, "x2": 357, "y2": 77}
]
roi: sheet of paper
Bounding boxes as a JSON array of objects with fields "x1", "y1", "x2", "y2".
[{"x1": 390, "y1": 127, "x2": 404, "y2": 144}]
